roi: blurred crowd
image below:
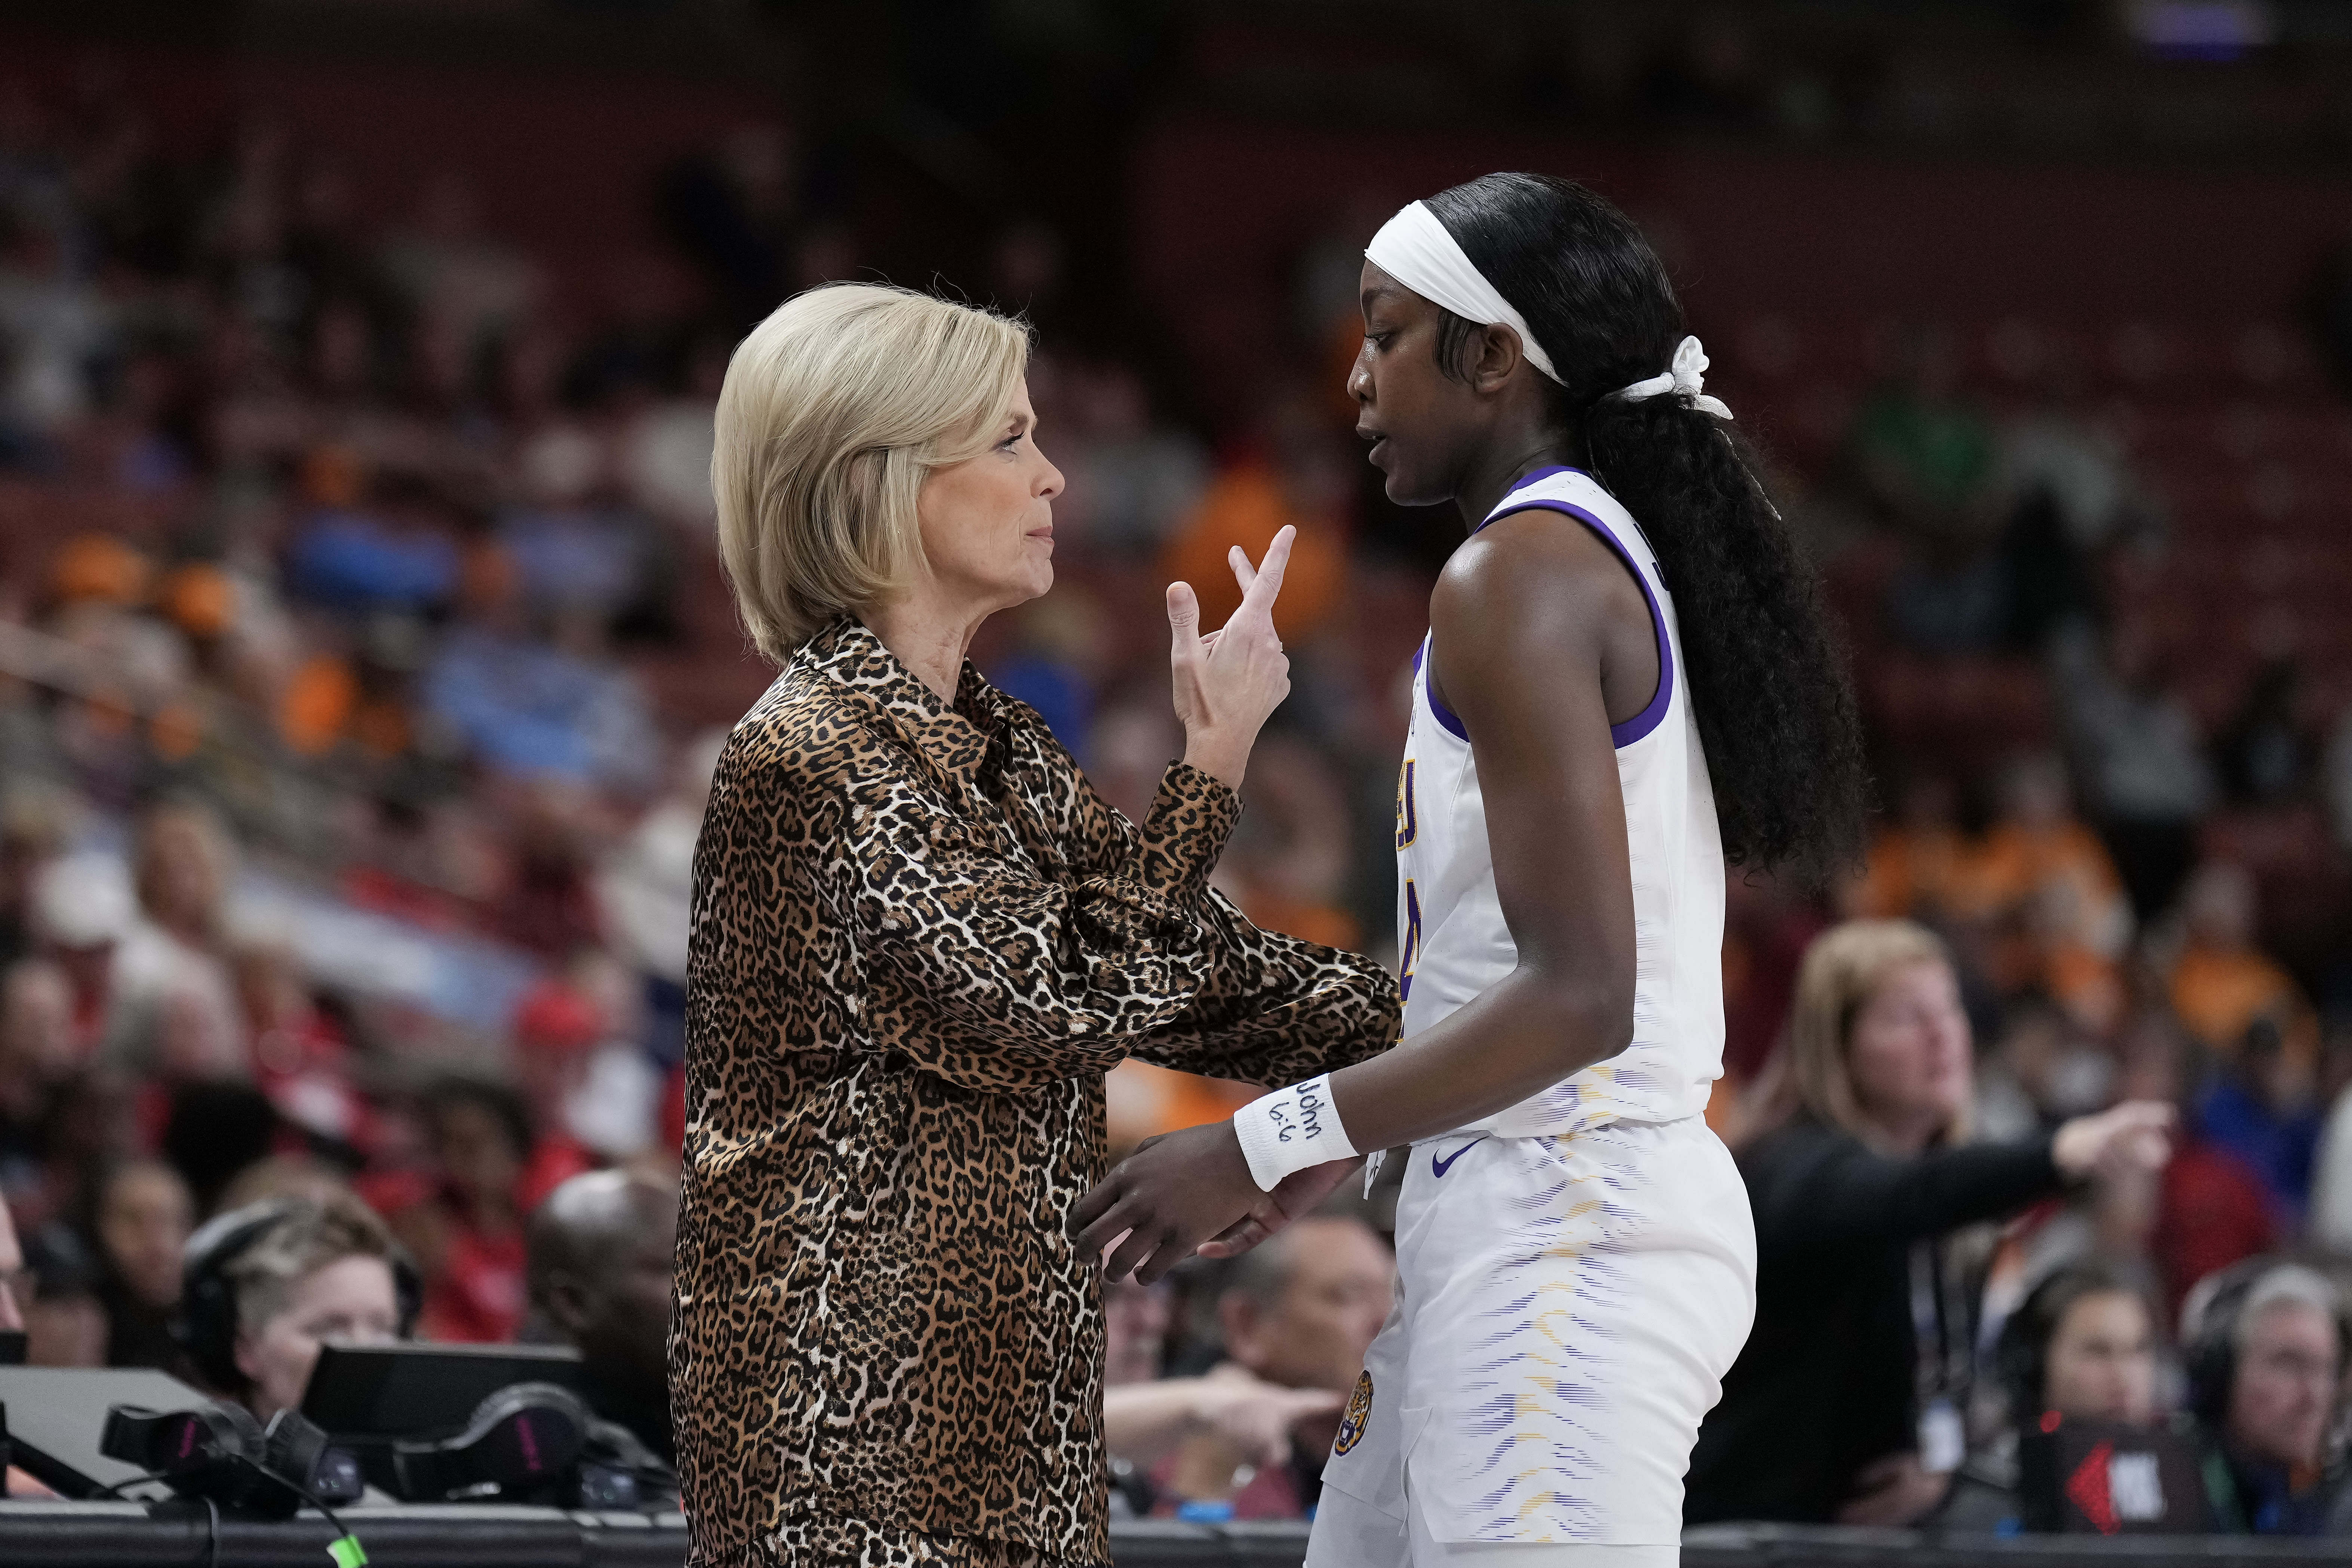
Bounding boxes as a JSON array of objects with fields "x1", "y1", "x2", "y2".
[
  {"x1": 3, "y1": 45, "x2": 2352, "y2": 1537},
  {"x1": 0, "y1": 74, "x2": 749, "y2": 1401}
]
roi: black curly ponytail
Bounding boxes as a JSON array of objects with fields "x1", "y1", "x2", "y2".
[{"x1": 1423, "y1": 172, "x2": 1869, "y2": 883}]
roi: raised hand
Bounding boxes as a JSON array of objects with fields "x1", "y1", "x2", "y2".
[{"x1": 1170, "y1": 525, "x2": 1295, "y2": 791}]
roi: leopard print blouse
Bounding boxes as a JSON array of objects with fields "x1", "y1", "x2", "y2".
[{"x1": 672, "y1": 618, "x2": 1401, "y2": 1568}]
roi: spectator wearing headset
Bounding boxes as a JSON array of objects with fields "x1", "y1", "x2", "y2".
[
  {"x1": 2182, "y1": 1259, "x2": 2352, "y2": 1535},
  {"x1": 2004, "y1": 1261, "x2": 2164, "y2": 1429},
  {"x1": 1940, "y1": 1260, "x2": 2167, "y2": 1530},
  {"x1": 179, "y1": 1192, "x2": 421, "y2": 1423}
]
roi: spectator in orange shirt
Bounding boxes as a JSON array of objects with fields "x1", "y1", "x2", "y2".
[
  {"x1": 1158, "y1": 398, "x2": 1349, "y2": 645},
  {"x1": 1849, "y1": 773, "x2": 1968, "y2": 922},
  {"x1": 1959, "y1": 753, "x2": 2132, "y2": 947},
  {"x1": 1926, "y1": 756, "x2": 2131, "y2": 1032},
  {"x1": 2170, "y1": 861, "x2": 2310, "y2": 1064}
]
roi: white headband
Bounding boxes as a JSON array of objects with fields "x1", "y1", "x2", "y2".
[
  {"x1": 1366, "y1": 201, "x2": 1560, "y2": 383},
  {"x1": 1363, "y1": 200, "x2": 1732, "y2": 420}
]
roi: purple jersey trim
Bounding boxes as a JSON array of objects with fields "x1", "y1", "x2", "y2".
[
  {"x1": 1417, "y1": 467, "x2": 1667, "y2": 748},
  {"x1": 1500, "y1": 499, "x2": 1674, "y2": 746},
  {"x1": 1414, "y1": 636, "x2": 1472, "y2": 743}
]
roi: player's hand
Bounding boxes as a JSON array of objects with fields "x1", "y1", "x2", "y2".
[
  {"x1": 1072, "y1": 1121, "x2": 1262, "y2": 1284},
  {"x1": 1171, "y1": 526, "x2": 1295, "y2": 791},
  {"x1": 1196, "y1": 1156, "x2": 1364, "y2": 1260}
]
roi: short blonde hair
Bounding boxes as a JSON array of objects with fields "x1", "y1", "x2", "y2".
[
  {"x1": 713, "y1": 283, "x2": 1030, "y2": 661},
  {"x1": 1786, "y1": 918, "x2": 1971, "y2": 1146},
  {"x1": 226, "y1": 1193, "x2": 404, "y2": 1354}
]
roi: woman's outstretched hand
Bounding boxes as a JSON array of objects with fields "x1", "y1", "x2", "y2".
[
  {"x1": 1171, "y1": 525, "x2": 1295, "y2": 791},
  {"x1": 2052, "y1": 1099, "x2": 2174, "y2": 1180},
  {"x1": 1072, "y1": 1121, "x2": 1265, "y2": 1284}
]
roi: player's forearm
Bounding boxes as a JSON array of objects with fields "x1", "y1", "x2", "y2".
[{"x1": 1325, "y1": 962, "x2": 1630, "y2": 1150}]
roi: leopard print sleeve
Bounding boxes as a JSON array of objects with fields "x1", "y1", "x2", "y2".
[
  {"x1": 994, "y1": 697, "x2": 1402, "y2": 1088},
  {"x1": 1128, "y1": 883, "x2": 1403, "y2": 1086},
  {"x1": 837, "y1": 758, "x2": 1245, "y2": 1093}
]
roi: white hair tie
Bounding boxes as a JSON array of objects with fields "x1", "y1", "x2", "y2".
[
  {"x1": 1615, "y1": 335, "x2": 1733, "y2": 421},
  {"x1": 1368, "y1": 201, "x2": 1735, "y2": 422},
  {"x1": 1365, "y1": 200, "x2": 1561, "y2": 384}
]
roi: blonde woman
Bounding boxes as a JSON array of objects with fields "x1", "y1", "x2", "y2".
[
  {"x1": 673, "y1": 283, "x2": 1399, "y2": 1568},
  {"x1": 1685, "y1": 919, "x2": 2171, "y2": 1529}
]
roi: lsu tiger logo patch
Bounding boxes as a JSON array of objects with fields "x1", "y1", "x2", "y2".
[{"x1": 1332, "y1": 1369, "x2": 1374, "y2": 1456}]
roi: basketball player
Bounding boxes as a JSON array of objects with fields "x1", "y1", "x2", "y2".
[{"x1": 1073, "y1": 172, "x2": 1871, "y2": 1564}]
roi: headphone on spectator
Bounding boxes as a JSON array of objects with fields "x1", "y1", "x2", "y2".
[
  {"x1": 2183, "y1": 1258, "x2": 2352, "y2": 1428},
  {"x1": 178, "y1": 1197, "x2": 424, "y2": 1396}
]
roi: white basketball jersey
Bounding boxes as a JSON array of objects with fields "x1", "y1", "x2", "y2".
[{"x1": 1394, "y1": 465, "x2": 1725, "y2": 1136}]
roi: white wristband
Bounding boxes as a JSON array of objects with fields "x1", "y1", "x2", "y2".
[{"x1": 1232, "y1": 1075, "x2": 1359, "y2": 1193}]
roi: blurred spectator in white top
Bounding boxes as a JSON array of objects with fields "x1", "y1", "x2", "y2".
[
  {"x1": 551, "y1": 952, "x2": 660, "y2": 1166},
  {"x1": 2295, "y1": 1053, "x2": 2352, "y2": 1255},
  {"x1": 232, "y1": 930, "x2": 364, "y2": 1155},
  {"x1": 2000, "y1": 399, "x2": 2133, "y2": 560},
  {"x1": 501, "y1": 322, "x2": 603, "y2": 502},
  {"x1": 0, "y1": 781, "x2": 80, "y2": 966}
]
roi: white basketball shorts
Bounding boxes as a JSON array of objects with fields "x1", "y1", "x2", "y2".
[{"x1": 1307, "y1": 1115, "x2": 1756, "y2": 1567}]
